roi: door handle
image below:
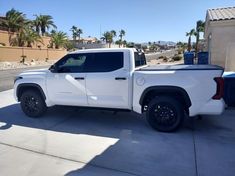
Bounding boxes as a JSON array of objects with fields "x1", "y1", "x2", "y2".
[
  {"x1": 115, "y1": 77, "x2": 127, "y2": 80},
  {"x1": 74, "y1": 77, "x2": 85, "y2": 80}
]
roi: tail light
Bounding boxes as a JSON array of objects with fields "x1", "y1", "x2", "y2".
[{"x1": 212, "y1": 77, "x2": 224, "y2": 100}]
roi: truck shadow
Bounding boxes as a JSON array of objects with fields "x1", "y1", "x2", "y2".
[
  {"x1": 0, "y1": 103, "x2": 203, "y2": 176},
  {"x1": 0, "y1": 103, "x2": 194, "y2": 135}
]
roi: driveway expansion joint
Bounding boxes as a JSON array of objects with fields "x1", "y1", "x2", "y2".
[{"x1": 191, "y1": 118, "x2": 199, "y2": 176}]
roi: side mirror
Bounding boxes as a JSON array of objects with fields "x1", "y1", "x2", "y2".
[{"x1": 49, "y1": 64, "x2": 57, "y2": 73}]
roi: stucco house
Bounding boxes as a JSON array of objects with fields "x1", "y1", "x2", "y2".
[{"x1": 204, "y1": 7, "x2": 235, "y2": 71}]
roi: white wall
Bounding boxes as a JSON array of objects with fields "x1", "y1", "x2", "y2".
[{"x1": 75, "y1": 43, "x2": 120, "y2": 49}]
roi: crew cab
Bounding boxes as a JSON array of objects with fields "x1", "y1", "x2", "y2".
[{"x1": 14, "y1": 48, "x2": 225, "y2": 132}]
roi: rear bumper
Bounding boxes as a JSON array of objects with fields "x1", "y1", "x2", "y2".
[{"x1": 190, "y1": 99, "x2": 225, "y2": 116}]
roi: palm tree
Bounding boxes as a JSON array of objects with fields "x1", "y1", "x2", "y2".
[
  {"x1": 50, "y1": 31, "x2": 68, "y2": 49},
  {"x1": 115, "y1": 39, "x2": 122, "y2": 47},
  {"x1": 186, "y1": 29, "x2": 197, "y2": 51},
  {"x1": 1, "y1": 8, "x2": 26, "y2": 33},
  {"x1": 123, "y1": 40, "x2": 127, "y2": 47},
  {"x1": 119, "y1": 29, "x2": 125, "y2": 40},
  {"x1": 110, "y1": 30, "x2": 116, "y2": 38},
  {"x1": 1, "y1": 8, "x2": 26, "y2": 44},
  {"x1": 70, "y1": 25, "x2": 83, "y2": 42},
  {"x1": 101, "y1": 31, "x2": 110, "y2": 41},
  {"x1": 24, "y1": 27, "x2": 43, "y2": 47},
  {"x1": 32, "y1": 16, "x2": 41, "y2": 34},
  {"x1": 118, "y1": 29, "x2": 125, "y2": 47},
  {"x1": 195, "y1": 20, "x2": 205, "y2": 53},
  {"x1": 34, "y1": 15, "x2": 57, "y2": 36},
  {"x1": 77, "y1": 28, "x2": 83, "y2": 41},
  {"x1": 101, "y1": 30, "x2": 116, "y2": 48},
  {"x1": 10, "y1": 26, "x2": 43, "y2": 47},
  {"x1": 70, "y1": 25, "x2": 78, "y2": 40}
]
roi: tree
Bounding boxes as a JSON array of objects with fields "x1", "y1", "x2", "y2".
[
  {"x1": 31, "y1": 16, "x2": 41, "y2": 34},
  {"x1": 50, "y1": 31, "x2": 68, "y2": 49},
  {"x1": 195, "y1": 20, "x2": 205, "y2": 53},
  {"x1": 186, "y1": 29, "x2": 197, "y2": 51},
  {"x1": 24, "y1": 27, "x2": 43, "y2": 47},
  {"x1": 34, "y1": 15, "x2": 57, "y2": 36},
  {"x1": 10, "y1": 27, "x2": 43, "y2": 47},
  {"x1": 118, "y1": 29, "x2": 126, "y2": 47},
  {"x1": 77, "y1": 28, "x2": 83, "y2": 41},
  {"x1": 176, "y1": 41, "x2": 187, "y2": 54},
  {"x1": 110, "y1": 30, "x2": 116, "y2": 38},
  {"x1": 126, "y1": 42, "x2": 135, "y2": 48},
  {"x1": 64, "y1": 40, "x2": 76, "y2": 51},
  {"x1": 70, "y1": 25, "x2": 78, "y2": 40},
  {"x1": 1, "y1": 8, "x2": 26, "y2": 33},
  {"x1": 1, "y1": 9, "x2": 43, "y2": 47},
  {"x1": 122, "y1": 40, "x2": 127, "y2": 47},
  {"x1": 101, "y1": 30, "x2": 116, "y2": 48},
  {"x1": 70, "y1": 26, "x2": 83, "y2": 41},
  {"x1": 1, "y1": 8, "x2": 27, "y2": 44},
  {"x1": 115, "y1": 39, "x2": 122, "y2": 47}
]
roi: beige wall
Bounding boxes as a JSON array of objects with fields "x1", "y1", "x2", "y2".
[
  {"x1": 0, "y1": 46, "x2": 67, "y2": 62},
  {"x1": 0, "y1": 30, "x2": 51, "y2": 49},
  {"x1": 226, "y1": 42, "x2": 235, "y2": 71},
  {"x1": 0, "y1": 30, "x2": 14, "y2": 46},
  {"x1": 205, "y1": 20, "x2": 235, "y2": 70}
]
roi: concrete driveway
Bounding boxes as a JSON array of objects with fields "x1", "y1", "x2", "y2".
[{"x1": 0, "y1": 90, "x2": 235, "y2": 176}]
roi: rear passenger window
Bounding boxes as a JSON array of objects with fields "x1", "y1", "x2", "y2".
[
  {"x1": 134, "y1": 52, "x2": 147, "y2": 67},
  {"x1": 86, "y1": 52, "x2": 124, "y2": 72}
]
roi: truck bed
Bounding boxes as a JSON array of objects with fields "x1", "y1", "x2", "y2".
[{"x1": 137, "y1": 64, "x2": 224, "y2": 71}]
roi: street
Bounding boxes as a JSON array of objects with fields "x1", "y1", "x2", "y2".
[{"x1": 0, "y1": 66, "x2": 48, "y2": 92}]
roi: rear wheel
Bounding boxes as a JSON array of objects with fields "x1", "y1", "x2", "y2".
[
  {"x1": 146, "y1": 96, "x2": 184, "y2": 132},
  {"x1": 20, "y1": 90, "x2": 47, "y2": 118}
]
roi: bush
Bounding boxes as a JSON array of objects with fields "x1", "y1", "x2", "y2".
[
  {"x1": 172, "y1": 55, "x2": 183, "y2": 61},
  {"x1": 162, "y1": 56, "x2": 169, "y2": 62},
  {"x1": 0, "y1": 43, "x2": 6, "y2": 46},
  {"x1": 158, "y1": 55, "x2": 164, "y2": 59},
  {"x1": 177, "y1": 48, "x2": 183, "y2": 54}
]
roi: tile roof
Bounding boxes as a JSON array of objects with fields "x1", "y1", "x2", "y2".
[{"x1": 208, "y1": 7, "x2": 235, "y2": 21}]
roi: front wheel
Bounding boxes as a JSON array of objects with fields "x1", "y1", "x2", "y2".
[
  {"x1": 146, "y1": 96, "x2": 184, "y2": 132},
  {"x1": 20, "y1": 90, "x2": 47, "y2": 118}
]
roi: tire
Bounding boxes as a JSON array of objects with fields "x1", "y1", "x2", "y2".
[
  {"x1": 20, "y1": 89, "x2": 47, "y2": 118},
  {"x1": 146, "y1": 96, "x2": 184, "y2": 132}
]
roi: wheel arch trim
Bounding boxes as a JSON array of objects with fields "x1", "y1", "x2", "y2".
[
  {"x1": 139, "y1": 86, "x2": 192, "y2": 107},
  {"x1": 16, "y1": 83, "x2": 46, "y2": 101}
]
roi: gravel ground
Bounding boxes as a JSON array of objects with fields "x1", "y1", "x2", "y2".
[{"x1": 0, "y1": 60, "x2": 56, "y2": 70}]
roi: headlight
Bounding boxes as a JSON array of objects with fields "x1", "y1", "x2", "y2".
[{"x1": 14, "y1": 76, "x2": 23, "y2": 83}]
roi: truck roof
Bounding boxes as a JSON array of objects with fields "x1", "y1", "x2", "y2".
[{"x1": 69, "y1": 48, "x2": 137, "y2": 54}]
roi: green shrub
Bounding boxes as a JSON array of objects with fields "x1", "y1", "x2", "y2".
[
  {"x1": 172, "y1": 55, "x2": 183, "y2": 61},
  {"x1": 158, "y1": 55, "x2": 164, "y2": 59},
  {"x1": 0, "y1": 43, "x2": 6, "y2": 46}
]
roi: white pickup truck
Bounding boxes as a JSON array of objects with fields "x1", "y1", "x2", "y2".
[{"x1": 14, "y1": 48, "x2": 225, "y2": 132}]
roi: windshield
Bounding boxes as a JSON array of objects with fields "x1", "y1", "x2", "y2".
[{"x1": 134, "y1": 52, "x2": 147, "y2": 67}]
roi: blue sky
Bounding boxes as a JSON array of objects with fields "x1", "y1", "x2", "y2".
[{"x1": 1, "y1": 0, "x2": 234, "y2": 43}]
